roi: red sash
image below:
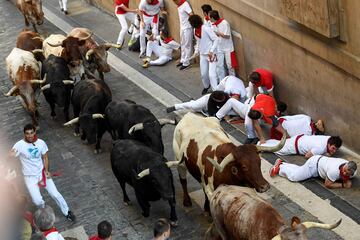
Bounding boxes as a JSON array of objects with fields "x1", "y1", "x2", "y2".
[
  {"x1": 294, "y1": 134, "x2": 304, "y2": 155},
  {"x1": 270, "y1": 118, "x2": 286, "y2": 140},
  {"x1": 230, "y1": 51, "x2": 238, "y2": 68}
]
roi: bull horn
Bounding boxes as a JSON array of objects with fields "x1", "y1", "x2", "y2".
[
  {"x1": 47, "y1": 42, "x2": 63, "y2": 47},
  {"x1": 5, "y1": 86, "x2": 18, "y2": 96},
  {"x1": 41, "y1": 84, "x2": 50, "y2": 91},
  {"x1": 30, "y1": 79, "x2": 46, "y2": 84},
  {"x1": 92, "y1": 114, "x2": 105, "y2": 119},
  {"x1": 207, "y1": 153, "x2": 235, "y2": 173},
  {"x1": 63, "y1": 117, "x2": 79, "y2": 126},
  {"x1": 165, "y1": 160, "x2": 182, "y2": 168},
  {"x1": 158, "y1": 118, "x2": 176, "y2": 126},
  {"x1": 302, "y1": 219, "x2": 342, "y2": 230},
  {"x1": 32, "y1": 37, "x2": 44, "y2": 42},
  {"x1": 62, "y1": 80, "x2": 74, "y2": 85},
  {"x1": 137, "y1": 168, "x2": 150, "y2": 179},
  {"x1": 24, "y1": 0, "x2": 31, "y2": 2},
  {"x1": 103, "y1": 43, "x2": 122, "y2": 49},
  {"x1": 271, "y1": 235, "x2": 281, "y2": 240},
  {"x1": 255, "y1": 132, "x2": 287, "y2": 152},
  {"x1": 85, "y1": 49, "x2": 95, "y2": 60},
  {"x1": 32, "y1": 49, "x2": 44, "y2": 54},
  {"x1": 128, "y1": 123, "x2": 144, "y2": 135}
]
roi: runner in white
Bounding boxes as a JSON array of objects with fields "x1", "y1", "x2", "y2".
[
  {"x1": 114, "y1": 0, "x2": 138, "y2": 48},
  {"x1": 173, "y1": 0, "x2": 193, "y2": 70},
  {"x1": 143, "y1": 30, "x2": 180, "y2": 67},
  {"x1": 210, "y1": 10, "x2": 236, "y2": 80},
  {"x1": 10, "y1": 124, "x2": 75, "y2": 222},
  {"x1": 58, "y1": 0, "x2": 68, "y2": 15},
  {"x1": 270, "y1": 156, "x2": 357, "y2": 189},
  {"x1": 138, "y1": 0, "x2": 166, "y2": 58},
  {"x1": 260, "y1": 135, "x2": 342, "y2": 159}
]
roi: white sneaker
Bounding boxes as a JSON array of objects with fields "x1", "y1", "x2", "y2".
[{"x1": 139, "y1": 51, "x2": 146, "y2": 58}]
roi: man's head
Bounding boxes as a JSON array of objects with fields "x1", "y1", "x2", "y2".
[
  {"x1": 248, "y1": 109, "x2": 262, "y2": 120},
  {"x1": 188, "y1": 15, "x2": 203, "y2": 29},
  {"x1": 154, "y1": 218, "x2": 171, "y2": 240},
  {"x1": 34, "y1": 206, "x2": 56, "y2": 232},
  {"x1": 327, "y1": 136, "x2": 342, "y2": 156},
  {"x1": 23, "y1": 123, "x2": 36, "y2": 143},
  {"x1": 98, "y1": 221, "x2": 112, "y2": 239},
  {"x1": 343, "y1": 161, "x2": 357, "y2": 177},
  {"x1": 249, "y1": 71, "x2": 261, "y2": 84},
  {"x1": 201, "y1": 4, "x2": 212, "y2": 17},
  {"x1": 209, "y1": 10, "x2": 220, "y2": 22}
]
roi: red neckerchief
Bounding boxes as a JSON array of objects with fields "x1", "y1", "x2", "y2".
[
  {"x1": 162, "y1": 37, "x2": 174, "y2": 44},
  {"x1": 195, "y1": 26, "x2": 202, "y2": 38},
  {"x1": 205, "y1": 16, "x2": 210, "y2": 21},
  {"x1": 148, "y1": 0, "x2": 159, "y2": 5},
  {"x1": 339, "y1": 164, "x2": 350, "y2": 182},
  {"x1": 89, "y1": 235, "x2": 104, "y2": 240},
  {"x1": 25, "y1": 134, "x2": 38, "y2": 144},
  {"x1": 43, "y1": 227, "x2": 57, "y2": 237},
  {"x1": 213, "y1": 18, "x2": 224, "y2": 26},
  {"x1": 177, "y1": 0, "x2": 186, "y2": 7},
  {"x1": 310, "y1": 122, "x2": 316, "y2": 134}
]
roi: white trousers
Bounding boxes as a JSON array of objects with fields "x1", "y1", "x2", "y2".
[
  {"x1": 140, "y1": 15, "x2": 159, "y2": 53},
  {"x1": 116, "y1": 12, "x2": 136, "y2": 45},
  {"x1": 200, "y1": 54, "x2": 218, "y2": 90},
  {"x1": 58, "y1": 0, "x2": 68, "y2": 11},
  {"x1": 216, "y1": 51, "x2": 235, "y2": 81},
  {"x1": 216, "y1": 98, "x2": 249, "y2": 120},
  {"x1": 146, "y1": 41, "x2": 172, "y2": 66},
  {"x1": 24, "y1": 175, "x2": 69, "y2": 216},
  {"x1": 279, "y1": 156, "x2": 319, "y2": 182},
  {"x1": 180, "y1": 28, "x2": 193, "y2": 66},
  {"x1": 175, "y1": 94, "x2": 210, "y2": 111},
  {"x1": 260, "y1": 137, "x2": 296, "y2": 155}
]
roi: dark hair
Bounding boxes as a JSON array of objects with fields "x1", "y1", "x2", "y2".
[
  {"x1": 188, "y1": 15, "x2": 203, "y2": 29},
  {"x1": 161, "y1": 29, "x2": 169, "y2": 38},
  {"x1": 277, "y1": 101, "x2": 287, "y2": 113},
  {"x1": 23, "y1": 123, "x2": 36, "y2": 133},
  {"x1": 248, "y1": 109, "x2": 262, "y2": 120},
  {"x1": 98, "y1": 221, "x2": 112, "y2": 239},
  {"x1": 209, "y1": 10, "x2": 220, "y2": 20},
  {"x1": 153, "y1": 218, "x2": 170, "y2": 238},
  {"x1": 201, "y1": 4, "x2": 212, "y2": 15},
  {"x1": 327, "y1": 136, "x2": 342, "y2": 148},
  {"x1": 249, "y1": 71, "x2": 261, "y2": 83}
]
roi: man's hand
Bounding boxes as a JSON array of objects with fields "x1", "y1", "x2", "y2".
[
  {"x1": 45, "y1": 170, "x2": 52, "y2": 179},
  {"x1": 259, "y1": 137, "x2": 266, "y2": 145},
  {"x1": 304, "y1": 151, "x2": 314, "y2": 159}
]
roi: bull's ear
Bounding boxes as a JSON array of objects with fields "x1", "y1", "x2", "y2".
[
  {"x1": 291, "y1": 216, "x2": 301, "y2": 230},
  {"x1": 78, "y1": 40, "x2": 86, "y2": 46}
]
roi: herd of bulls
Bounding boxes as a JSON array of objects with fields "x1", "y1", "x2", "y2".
[{"x1": 5, "y1": 1, "x2": 342, "y2": 239}]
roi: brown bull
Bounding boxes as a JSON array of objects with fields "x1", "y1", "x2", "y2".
[
  {"x1": 173, "y1": 112, "x2": 285, "y2": 211},
  {"x1": 16, "y1": 0, "x2": 44, "y2": 32},
  {"x1": 16, "y1": 29, "x2": 43, "y2": 52},
  {"x1": 206, "y1": 185, "x2": 341, "y2": 240}
]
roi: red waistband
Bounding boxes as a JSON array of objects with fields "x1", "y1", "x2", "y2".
[{"x1": 294, "y1": 134, "x2": 304, "y2": 155}]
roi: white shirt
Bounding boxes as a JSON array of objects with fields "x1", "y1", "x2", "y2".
[
  {"x1": 45, "y1": 231, "x2": 65, "y2": 240},
  {"x1": 317, "y1": 156, "x2": 348, "y2": 182},
  {"x1": 177, "y1": 1, "x2": 192, "y2": 30},
  {"x1": 155, "y1": 36, "x2": 180, "y2": 57},
  {"x1": 216, "y1": 76, "x2": 247, "y2": 102},
  {"x1": 139, "y1": 0, "x2": 163, "y2": 16},
  {"x1": 297, "y1": 135, "x2": 330, "y2": 155},
  {"x1": 198, "y1": 25, "x2": 218, "y2": 55},
  {"x1": 12, "y1": 139, "x2": 48, "y2": 177},
  {"x1": 212, "y1": 19, "x2": 234, "y2": 52},
  {"x1": 281, "y1": 114, "x2": 313, "y2": 137}
]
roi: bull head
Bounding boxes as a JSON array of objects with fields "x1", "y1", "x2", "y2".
[
  {"x1": 135, "y1": 160, "x2": 182, "y2": 179},
  {"x1": 271, "y1": 218, "x2": 341, "y2": 240},
  {"x1": 128, "y1": 118, "x2": 176, "y2": 135},
  {"x1": 63, "y1": 113, "x2": 104, "y2": 126}
]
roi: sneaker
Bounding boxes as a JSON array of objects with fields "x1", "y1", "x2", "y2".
[
  {"x1": 139, "y1": 51, "x2": 146, "y2": 58},
  {"x1": 270, "y1": 159, "x2": 283, "y2": 177},
  {"x1": 61, "y1": 8, "x2": 64, "y2": 12},
  {"x1": 64, "y1": 10, "x2": 68, "y2": 15},
  {"x1": 179, "y1": 65, "x2": 190, "y2": 70},
  {"x1": 166, "y1": 106, "x2": 176, "y2": 113},
  {"x1": 66, "y1": 211, "x2": 76, "y2": 222},
  {"x1": 176, "y1": 62, "x2": 183, "y2": 67},
  {"x1": 201, "y1": 87, "x2": 210, "y2": 95},
  {"x1": 143, "y1": 58, "x2": 150, "y2": 64},
  {"x1": 142, "y1": 61, "x2": 150, "y2": 68}
]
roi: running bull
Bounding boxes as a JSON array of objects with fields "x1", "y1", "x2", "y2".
[
  {"x1": 16, "y1": 0, "x2": 44, "y2": 32},
  {"x1": 206, "y1": 185, "x2": 341, "y2": 240},
  {"x1": 173, "y1": 112, "x2": 286, "y2": 211}
]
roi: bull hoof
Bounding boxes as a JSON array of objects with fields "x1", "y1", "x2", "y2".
[
  {"x1": 142, "y1": 212, "x2": 150, "y2": 218},
  {"x1": 94, "y1": 149, "x2": 102, "y2": 154},
  {"x1": 73, "y1": 132, "x2": 80, "y2": 137},
  {"x1": 124, "y1": 201, "x2": 132, "y2": 206},
  {"x1": 170, "y1": 220, "x2": 178, "y2": 227},
  {"x1": 183, "y1": 199, "x2": 192, "y2": 207}
]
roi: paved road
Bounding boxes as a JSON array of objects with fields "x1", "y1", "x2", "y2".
[{"x1": 0, "y1": 0, "x2": 358, "y2": 239}]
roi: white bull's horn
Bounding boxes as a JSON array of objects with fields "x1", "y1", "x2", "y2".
[
  {"x1": 271, "y1": 235, "x2": 281, "y2": 240},
  {"x1": 62, "y1": 80, "x2": 75, "y2": 85},
  {"x1": 32, "y1": 36, "x2": 44, "y2": 41},
  {"x1": 47, "y1": 42, "x2": 63, "y2": 47},
  {"x1": 207, "y1": 153, "x2": 235, "y2": 173},
  {"x1": 256, "y1": 132, "x2": 287, "y2": 152},
  {"x1": 30, "y1": 79, "x2": 46, "y2": 84},
  {"x1": 128, "y1": 123, "x2": 144, "y2": 135},
  {"x1": 85, "y1": 49, "x2": 95, "y2": 60},
  {"x1": 103, "y1": 43, "x2": 122, "y2": 49},
  {"x1": 165, "y1": 160, "x2": 182, "y2": 168},
  {"x1": 137, "y1": 168, "x2": 150, "y2": 179},
  {"x1": 63, "y1": 117, "x2": 79, "y2": 126},
  {"x1": 302, "y1": 219, "x2": 342, "y2": 229},
  {"x1": 92, "y1": 114, "x2": 105, "y2": 119},
  {"x1": 5, "y1": 86, "x2": 18, "y2": 96},
  {"x1": 32, "y1": 49, "x2": 44, "y2": 54},
  {"x1": 158, "y1": 118, "x2": 176, "y2": 126},
  {"x1": 41, "y1": 84, "x2": 50, "y2": 91}
]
